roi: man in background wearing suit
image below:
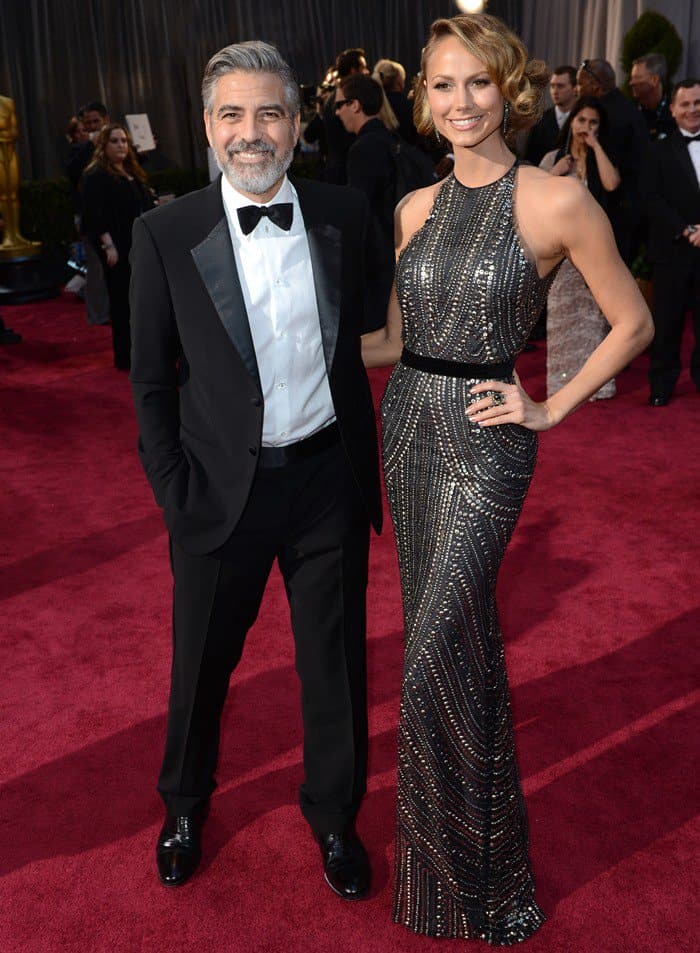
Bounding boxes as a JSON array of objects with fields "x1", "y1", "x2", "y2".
[
  {"x1": 577, "y1": 59, "x2": 649, "y2": 266},
  {"x1": 640, "y1": 79, "x2": 700, "y2": 406},
  {"x1": 130, "y1": 41, "x2": 382, "y2": 897},
  {"x1": 630, "y1": 53, "x2": 675, "y2": 142},
  {"x1": 524, "y1": 65, "x2": 577, "y2": 166}
]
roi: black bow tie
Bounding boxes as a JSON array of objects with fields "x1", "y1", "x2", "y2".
[
  {"x1": 685, "y1": 134, "x2": 700, "y2": 144},
  {"x1": 237, "y1": 202, "x2": 293, "y2": 235}
]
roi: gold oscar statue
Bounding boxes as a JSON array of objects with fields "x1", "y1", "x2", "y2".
[{"x1": 0, "y1": 95, "x2": 40, "y2": 259}]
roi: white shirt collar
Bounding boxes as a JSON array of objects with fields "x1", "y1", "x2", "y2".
[
  {"x1": 220, "y1": 173, "x2": 299, "y2": 239},
  {"x1": 679, "y1": 127, "x2": 700, "y2": 139},
  {"x1": 554, "y1": 105, "x2": 570, "y2": 127}
]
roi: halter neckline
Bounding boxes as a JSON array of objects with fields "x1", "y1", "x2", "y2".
[{"x1": 451, "y1": 160, "x2": 517, "y2": 192}]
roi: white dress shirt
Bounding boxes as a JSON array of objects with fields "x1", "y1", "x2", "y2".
[
  {"x1": 679, "y1": 128, "x2": 700, "y2": 188},
  {"x1": 220, "y1": 174, "x2": 336, "y2": 447},
  {"x1": 554, "y1": 106, "x2": 570, "y2": 130}
]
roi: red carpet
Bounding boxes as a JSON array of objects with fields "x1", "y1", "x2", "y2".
[{"x1": 1, "y1": 294, "x2": 697, "y2": 953}]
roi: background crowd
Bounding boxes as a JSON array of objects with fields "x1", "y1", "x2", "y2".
[{"x1": 4, "y1": 38, "x2": 698, "y2": 410}]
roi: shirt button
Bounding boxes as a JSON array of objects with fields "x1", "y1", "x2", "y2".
[
  {"x1": 277, "y1": 382, "x2": 287, "y2": 389},
  {"x1": 280, "y1": 431, "x2": 287, "y2": 438}
]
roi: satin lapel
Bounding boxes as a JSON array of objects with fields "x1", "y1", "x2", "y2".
[
  {"x1": 670, "y1": 131, "x2": 700, "y2": 195},
  {"x1": 191, "y1": 216, "x2": 261, "y2": 388},
  {"x1": 295, "y1": 180, "x2": 342, "y2": 374}
]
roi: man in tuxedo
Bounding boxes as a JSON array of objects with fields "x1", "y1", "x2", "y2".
[
  {"x1": 524, "y1": 65, "x2": 576, "y2": 166},
  {"x1": 577, "y1": 59, "x2": 648, "y2": 266},
  {"x1": 130, "y1": 40, "x2": 382, "y2": 896},
  {"x1": 640, "y1": 79, "x2": 700, "y2": 406},
  {"x1": 321, "y1": 47, "x2": 370, "y2": 185},
  {"x1": 336, "y1": 73, "x2": 401, "y2": 330}
]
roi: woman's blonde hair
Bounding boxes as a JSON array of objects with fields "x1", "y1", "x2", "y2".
[
  {"x1": 413, "y1": 14, "x2": 548, "y2": 141},
  {"x1": 373, "y1": 58, "x2": 406, "y2": 92}
]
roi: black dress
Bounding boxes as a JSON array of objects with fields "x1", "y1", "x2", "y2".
[
  {"x1": 381, "y1": 164, "x2": 560, "y2": 944},
  {"x1": 82, "y1": 167, "x2": 154, "y2": 369}
]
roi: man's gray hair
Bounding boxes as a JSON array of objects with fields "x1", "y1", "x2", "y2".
[
  {"x1": 202, "y1": 41, "x2": 301, "y2": 116},
  {"x1": 632, "y1": 52, "x2": 668, "y2": 87}
]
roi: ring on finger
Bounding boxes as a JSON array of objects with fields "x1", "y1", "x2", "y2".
[{"x1": 491, "y1": 392, "x2": 507, "y2": 407}]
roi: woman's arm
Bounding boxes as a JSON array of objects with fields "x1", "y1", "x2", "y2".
[
  {"x1": 586, "y1": 133, "x2": 621, "y2": 192},
  {"x1": 541, "y1": 149, "x2": 573, "y2": 177},
  {"x1": 99, "y1": 231, "x2": 118, "y2": 266},
  {"x1": 468, "y1": 177, "x2": 653, "y2": 431},
  {"x1": 361, "y1": 283, "x2": 403, "y2": 368}
]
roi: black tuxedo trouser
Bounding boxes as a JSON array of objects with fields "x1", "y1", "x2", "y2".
[
  {"x1": 649, "y1": 260, "x2": 700, "y2": 397},
  {"x1": 158, "y1": 440, "x2": 370, "y2": 836}
]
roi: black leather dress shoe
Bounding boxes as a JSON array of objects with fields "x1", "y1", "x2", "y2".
[
  {"x1": 316, "y1": 828, "x2": 370, "y2": 900},
  {"x1": 156, "y1": 804, "x2": 208, "y2": 887},
  {"x1": 648, "y1": 395, "x2": 670, "y2": 407}
]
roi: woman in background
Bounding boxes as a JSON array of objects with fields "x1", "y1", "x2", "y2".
[
  {"x1": 373, "y1": 57, "x2": 418, "y2": 143},
  {"x1": 81, "y1": 124, "x2": 155, "y2": 370},
  {"x1": 541, "y1": 97, "x2": 620, "y2": 399}
]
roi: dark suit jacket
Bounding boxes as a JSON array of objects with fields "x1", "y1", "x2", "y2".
[
  {"x1": 346, "y1": 119, "x2": 397, "y2": 251},
  {"x1": 640, "y1": 129, "x2": 700, "y2": 266},
  {"x1": 387, "y1": 91, "x2": 417, "y2": 145},
  {"x1": 524, "y1": 107, "x2": 561, "y2": 167},
  {"x1": 600, "y1": 88, "x2": 648, "y2": 210},
  {"x1": 82, "y1": 167, "x2": 155, "y2": 260},
  {"x1": 346, "y1": 119, "x2": 405, "y2": 331},
  {"x1": 129, "y1": 175, "x2": 382, "y2": 554},
  {"x1": 321, "y1": 91, "x2": 355, "y2": 185}
]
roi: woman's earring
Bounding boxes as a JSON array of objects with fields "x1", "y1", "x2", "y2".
[
  {"x1": 502, "y1": 102, "x2": 510, "y2": 135},
  {"x1": 435, "y1": 128, "x2": 441, "y2": 144}
]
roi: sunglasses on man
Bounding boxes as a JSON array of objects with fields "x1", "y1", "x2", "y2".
[{"x1": 579, "y1": 59, "x2": 599, "y2": 83}]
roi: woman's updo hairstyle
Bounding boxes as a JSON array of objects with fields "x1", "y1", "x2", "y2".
[{"x1": 413, "y1": 14, "x2": 549, "y2": 142}]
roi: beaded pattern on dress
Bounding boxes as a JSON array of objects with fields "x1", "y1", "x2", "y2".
[{"x1": 381, "y1": 166, "x2": 559, "y2": 944}]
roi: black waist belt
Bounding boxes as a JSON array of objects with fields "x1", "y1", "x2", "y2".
[
  {"x1": 258, "y1": 422, "x2": 340, "y2": 468},
  {"x1": 400, "y1": 347, "x2": 514, "y2": 379}
]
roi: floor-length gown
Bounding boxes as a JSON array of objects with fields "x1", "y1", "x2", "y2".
[{"x1": 381, "y1": 164, "x2": 559, "y2": 945}]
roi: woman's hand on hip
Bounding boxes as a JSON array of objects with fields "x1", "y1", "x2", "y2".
[{"x1": 466, "y1": 371, "x2": 558, "y2": 432}]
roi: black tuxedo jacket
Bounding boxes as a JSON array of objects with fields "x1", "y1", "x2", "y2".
[
  {"x1": 524, "y1": 107, "x2": 561, "y2": 167},
  {"x1": 640, "y1": 129, "x2": 700, "y2": 265},
  {"x1": 130, "y1": 175, "x2": 382, "y2": 554}
]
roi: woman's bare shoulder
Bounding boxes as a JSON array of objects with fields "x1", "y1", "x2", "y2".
[
  {"x1": 517, "y1": 162, "x2": 589, "y2": 216},
  {"x1": 394, "y1": 179, "x2": 444, "y2": 253}
]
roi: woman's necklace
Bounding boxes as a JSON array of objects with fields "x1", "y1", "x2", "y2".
[{"x1": 572, "y1": 148, "x2": 586, "y2": 182}]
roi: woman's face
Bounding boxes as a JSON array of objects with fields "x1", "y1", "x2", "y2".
[
  {"x1": 105, "y1": 128, "x2": 129, "y2": 165},
  {"x1": 425, "y1": 36, "x2": 504, "y2": 147},
  {"x1": 571, "y1": 107, "x2": 600, "y2": 142},
  {"x1": 72, "y1": 122, "x2": 88, "y2": 143}
]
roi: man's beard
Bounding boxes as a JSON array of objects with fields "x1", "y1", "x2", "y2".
[{"x1": 215, "y1": 137, "x2": 295, "y2": 194}]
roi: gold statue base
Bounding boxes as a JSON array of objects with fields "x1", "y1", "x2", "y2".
[{"x1": 0, "y1": 239, "x2": 42, "y2": 261}]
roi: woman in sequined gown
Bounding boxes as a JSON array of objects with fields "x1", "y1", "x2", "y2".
[
  {"x1": 361, "y1": 14, "x2": 653, "y2": 946},
  {"x1": 540, "y1": 97, "x2": 621, "y2": 400}
]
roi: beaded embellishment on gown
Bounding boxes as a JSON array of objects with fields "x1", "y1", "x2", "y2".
[{"x1": 381, "y1": 165, "x2": 559, "y2": 945}]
